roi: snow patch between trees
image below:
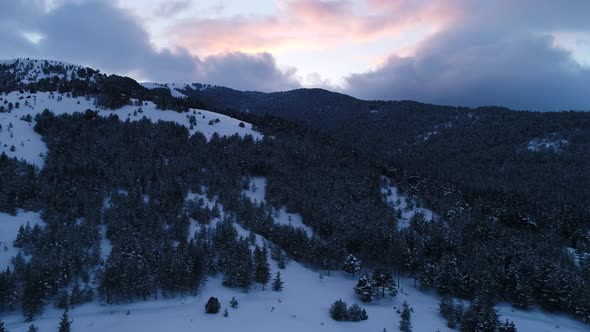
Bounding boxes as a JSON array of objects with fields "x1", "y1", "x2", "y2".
[{"x1": 381, "y1": 176, "x2": 437, "y2": 229}]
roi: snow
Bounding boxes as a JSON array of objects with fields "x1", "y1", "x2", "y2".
[
  {"x1": 381, "y1": 176, "x2": 437, "y2": 229},
  {"x1": 0, "y1": 59, "x2": 86, "y2": 85},
  {"x1": 527, "y1": 138, "x2": 568, "y2": 153},
  {"x1": 0, "y1": 209, "x2": 45, "y2": 269},
  {"x1": 242, "y1": 176, "x2": 267, "y2": 204},
  {"x1": 565, "y1": 247, "x2": 590, "y2": 267},
  {"x1": 141, "y1": 82, "x2": 188, "y2": 98},
  {"x1": 99, "y1": 224, "x2": 112, "y2": 262},
  {"x1": 242, "y1": 177, "x2": 313, "y2": 237},
  {"x1": 273, "y1": 207, "x2": 313, "y2": 237},
  {"x1": 0, "y1": 91, "x2": 262, "y2": 168}
]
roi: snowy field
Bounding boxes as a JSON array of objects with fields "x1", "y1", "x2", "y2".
[
  {"x1": 0, "y1": 91, "x2": 262, "y2": 168},
  {"x1": 141, "y1": 82, "x2": 188, "y2": 98}
]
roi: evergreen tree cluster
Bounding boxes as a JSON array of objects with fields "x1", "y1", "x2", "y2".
[
  {"x1": 329, "y1": 299, "x2": 368, "y2": 322},
  {"x1": 439, "y1": 296, "x2": 518, "y2": 332},
  {"x1": 354, "y1": 268, "x2": 397, "y2": 303}
]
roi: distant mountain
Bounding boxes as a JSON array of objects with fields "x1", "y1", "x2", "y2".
[{"x1": 182, "y1": 83, "x2": 590, "y2": 242}]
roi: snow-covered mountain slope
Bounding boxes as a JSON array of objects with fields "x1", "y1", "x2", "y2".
[
  {"x1": 141, "y1": 82, "x2": 188, "y2": 98},
  {"x1": 1, "y1": 194, "x2": 586, "y2": 332},
  {"x1": 0, "y1": 58, "x2": 97, "y2": 85},
  {"x1": 0, "y1": 90, "x2": 262, "y2": 168}
]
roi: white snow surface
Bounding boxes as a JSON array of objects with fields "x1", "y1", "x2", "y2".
[
  {"x1": 141, "y1": 82, "x2": 188, "y2": 98},
  {"x1": 527, "y1": 138, "x2": 568, "y2": 153},
  {"x1": 0, "y1": 210, "x2": 45, "y2": 269},
  {"x1": 381, "y1": 176, "x2": 437, "y2": 229},
  {"x1": 0, "y1": 91, "x2": 262, "y2": 168},
  {"x1": 242, "y1": 177, "x2": 314, "y2": 237}
]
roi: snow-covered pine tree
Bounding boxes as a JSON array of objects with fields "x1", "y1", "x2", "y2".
[
  {"x1": 27, "y1": 324, "x2": 38, "y2": 332},
  {"x1": 499, "y1": 319, "x2": 518, "y2": 332},
  {"x1": 330, "y1": 299, "x2": 349, "y2": 321},
  {"x1": 230, "y1": 296, "x2": 239, "y2": 308},
  {"x1": 272, "y1": 271, "x2": 284, "y2": 291},
  {"x1": 254, "y1": 245, "x2": 271, "y2": 289},
  {"x1": 348, "y1": 303, "x2": 365, "y2": 321},
  {"x1": 70, "y1": 283, "x2": 83, "y2": 307},
  {"x1": 354, "y1": 274, "x2": 375, "y2": 302},
  {"x1": 55, "y1": 289, "x2": 69, "y2": 310},
  {"x1": 461, "y1": 297, "x2": 500, "y2": 332},
  {"x1": 58, "y1": 311, "x2": 72, "y2": 332},
  {"x1": 439, "y1": 295, "x2": 454, "y2": 327},
  {"x1": 343, "y1": 254, "x2": 361, "y2": 277},
  {"x1": 400, "y1": 301, "x2": 412, "y2": 332},
  {"x1": 372, "y1": 267, "x2": 397, "y2": 297}
]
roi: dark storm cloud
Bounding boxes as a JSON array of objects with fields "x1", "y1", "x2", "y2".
[
  {"x1": 196, "y1": 52, "x2": 300, "y2": 92},
  {"x1": 344, "y1": 1, "x2": 590, "y2": 111},
  {"x1": 0, "y1": 0, "x2": 298, "y2": 91}
]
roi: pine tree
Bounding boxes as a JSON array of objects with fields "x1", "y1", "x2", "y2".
[
  {"x1": 205, "y1": 297, "x2": 221, "y2": 314},
  {"x1": 348, "y1": 303, "x2": 365, "y2": 321},
  {"x1": 272, "y1": 271, "x2": 284, "y2": 291},
  {"x1": 461, "y1": 297, "x2": 499, "y2": 332},
  {"x1": 59, "y1": 311, "x2": 72, "y2": 332},
  {"x1": 70, "y1": 283, "x2": 83, "y2": 307},
  {"x1": 354, "y1": 274, "x2": 375, "y2": 302},
  {"x1": 439, "y1": 295, "x2": 458, "y2": 328},
  {"x1": 0, "y1": 320, "x2": 6, "y2": 332},
  {"x1": 343, "y1": 254, "x2": 361, "y2": 277},
  {"x1": 254, "y1": 246, "x2": 271, "y2": 289},
  {"x1": 271, "y1": 244, "x2": 287, "y2": 269},
  {"x1": 27, "y1": 324, "x2": 38, "y2": 332},
  {"x1": 330, "y1": 299, "x2": 349, "y2": 321},
  {"x1": 360, "y1": 308, "x2": 368, "y2": 321},
  {"x1": 230, "y1": 296, "x2": 239, "y2": 308},
  {"x1": 499, "y1": 319, "x2": 518, "y2": 332},
  {"x1": 400, "y1": 301, "x2": 412, "y2": 332},
  {"x1": 55, "y1": 289, "x2": 69, "y2": 310},
  {"x1": 223, "y1": 308, "x2": 229, "y2": 317},
  {"x1": 372, "y1": 267, "x2": 397, "y2": 297}
]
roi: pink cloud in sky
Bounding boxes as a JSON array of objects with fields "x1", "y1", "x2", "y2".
[{"x1": 167, "y1": 0, "x2": 459, "y2": 56}]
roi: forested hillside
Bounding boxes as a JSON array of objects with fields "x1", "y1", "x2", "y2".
[
  {"x1": 0, "y1": 59, "x2": 589, "y2": 330},
  {"x1": 183, "y1": 85, "x2": 590, "y2": 249}
]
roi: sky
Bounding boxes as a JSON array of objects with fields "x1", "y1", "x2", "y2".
[{"x1": 1, "y1": 0, "x2": 589, "y2": 111}]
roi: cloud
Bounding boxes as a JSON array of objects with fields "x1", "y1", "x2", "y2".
[
  {"x1": 0, "y1": 0, "x2": 298, "y2": 92},
  {"x1": 196, "y1": 52, "x2": 300, "y2": 91},
  {"x1": 154, "y1": 0, "x2": 192, "y2": 18},
  {"x1": 343, "y1": 1, "x2": 590, "y2": 111},
  {"x1": 167, "y1": 0, "x2": 452, "y2": 55}
]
